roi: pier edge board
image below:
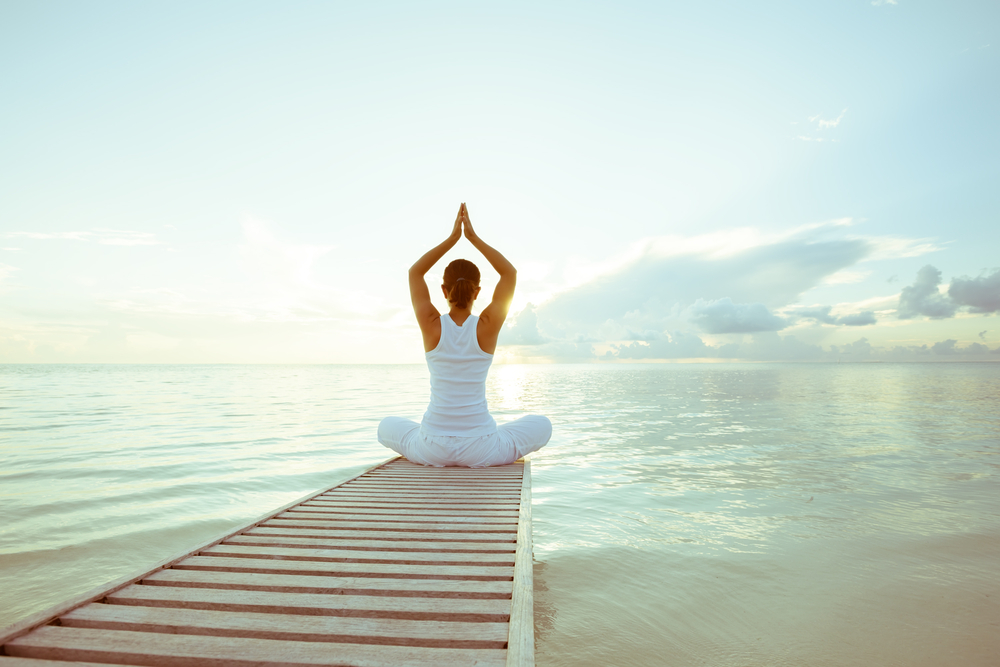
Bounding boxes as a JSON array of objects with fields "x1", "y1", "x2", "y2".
[
  {"x1": 0, "y1": 456, "x2": 401, "y2": 647},
  {"x1": 506, "y1": 457, "x2": 535, "y2": 667}
]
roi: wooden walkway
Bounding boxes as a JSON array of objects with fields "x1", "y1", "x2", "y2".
[{"x1": 0, "y1": 456, "x2": 534, "y2": 667}]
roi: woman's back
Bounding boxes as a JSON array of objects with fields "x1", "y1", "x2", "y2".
[{"x1": 421, "y1": 314, "x2": 497, "y2": 436}]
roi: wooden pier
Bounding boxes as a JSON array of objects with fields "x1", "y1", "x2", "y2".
[{"x1": 0, "y1": 456, "x2": 534, "y2": 666}]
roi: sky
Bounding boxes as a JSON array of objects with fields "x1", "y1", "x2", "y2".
[{"x1": 1, "y1": 0, "x2": 998, "y2": 363}]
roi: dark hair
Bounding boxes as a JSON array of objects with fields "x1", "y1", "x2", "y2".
[{"x1": 443, "y1": 259, "x2": 481, "y2": 309}]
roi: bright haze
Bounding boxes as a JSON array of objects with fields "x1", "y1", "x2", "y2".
[{"x1": 1, "y1": 2, "x2": 998, "y2": 363}]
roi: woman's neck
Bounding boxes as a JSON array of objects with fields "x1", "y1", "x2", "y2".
[{"x1": 448, "y1": 306, "x2": 474, "y2": 327}]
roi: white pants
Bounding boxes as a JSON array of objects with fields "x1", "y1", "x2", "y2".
[{"x1": 377, "y1": 415, "x2": 552, "y2": 468}]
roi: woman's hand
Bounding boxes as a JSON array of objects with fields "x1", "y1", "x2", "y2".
[
  {"x1": 460, "y1": 203, "x2": 478, "y2": 241},
  {"x1": 449, "y1": 204, "x2": 463, "y2": 242}
]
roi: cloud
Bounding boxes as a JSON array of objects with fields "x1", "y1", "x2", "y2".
[
  {"x1": 948, "y1": 268, "x2": 1000, "y2": 314},
  {"x1": 872, "y1": 0, "x2": 898, "y2": 5},
  {"x1": 793, "y1": 305, "x2": 877, "y2": 326},
  {"x1": 6, "y1": 229, "x2": 163, "y2": 246},
  {"x1": 499, "y1": 304, "x2": 548, "y2": 346},
  {"x1": 810, "y1": 109, "x2": 848, "y2": 129},
  {"x1": 897, "y1": 265, "x2": 958, "y2": 319},
  {"x1": 932, "y1": 339, "x2": 958, "y2": 355},
  {"x1": 837, "y1": 311, "x2": 877, "y2": 326},
  {"x1": 536, "y1": 232, "x2": 873, "y2": 338},
  {"x1": 687, "y1": 298, "x2": 786, "y2": 334},
  {"x1": 895, "y1": 265, "x2": 1000, "y2": 320},
  {"x1": 980, "y1": 330, "x2": 988, "y2": 340},
  {"x1": 0, "y1": 263, "x2": 18, "y2": 292},
  {"x1": 615, "y1": 331, "x2": 725, "y2": 359}
]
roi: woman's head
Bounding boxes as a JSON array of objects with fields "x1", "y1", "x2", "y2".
[{"x1": 442, "y1": 259, "x2": 481, "y2": 310}]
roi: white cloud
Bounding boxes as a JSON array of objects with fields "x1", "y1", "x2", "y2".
[
  {"x1": 897, "y1": 265, "x2": 958, "y2": 319},
  {"x1": 823, "y1": 269, "x2": 871, "y2": 285},
  {"x1": 949, "y1": 268, "x2": 1000, "y2": 314},
  {"x1": 6, "y1": 229, "x2": 163, "y2": 246},
  {"x1": 686, "y1": 298, "x2": 787, "y2": 334},
  {"x1": 863, "y1": 236, "x2": 943, "y2": 261},
  {"x1": 499, "y1": 303, "x2": 548, "y2": 346},
  {"x1": 0, "y1": 263, "x2": 19, "y2": 290},
  {"x1": 809, "y1": 109, "x2": 848, "y2": 129},
  {"x1": 788, "y1": 305, "x2": 877, "y2": 327}
]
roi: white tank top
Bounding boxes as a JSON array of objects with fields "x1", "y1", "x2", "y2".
[{"x1": 420, "y1": 314, "x2": 498, "y2": 436}]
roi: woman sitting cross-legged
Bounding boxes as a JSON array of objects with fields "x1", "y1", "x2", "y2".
[{"x1": 378, "y1": 203, "x2": 552, "y2": 467}]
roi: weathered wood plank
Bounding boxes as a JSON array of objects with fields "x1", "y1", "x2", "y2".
[
  {"x1": 262, "y1": 519, "x2": 517, "y2": 533},
  {"x1": 506, "y1": 458, "x2": 535, "y2": 667},
  {"x1": 303, "y1": 502, "x2": 520, "y2": 513},
  {"x1": 364, "y1": 480, "x2": 521, "y2": 485},
  {"x1": 364, "y1": 475, "x2": 521, "y2": 488},
  {"x1": 0, "y1": 658, "x2": 117, "y2": 667},
  {"x1": 107, "y1": 585, "x2": 512, "y2": 621},
  {"x1": 293, "y1": 505, "x2": 519, "y2": 516},
  {"x1": 144, "y1": 569, "x2": 513, "y2": 598},
  {"x1": 246, "y1": 526, "x2": 516, "y2": 542},
  {"x1": 320, "y1": 491, "x2": 522, "y2": 500},
  {"x1": 344, "y1": 481, "x2": 523, "y2": 489},
  {"x1": 62, "y1": 604, "x2": 510, "y2": 648},
  {"x1": 371, "y1": 468, "x2": 523, "y2": 479},
  {"x1": 278, "y1": 511, "x2": 518, "y2": 524},
  {"x1": 6, "y1": 626, "x2": 507, "y2": 667},
  {"x1": 202, "y1": 544, "x2": 514, "y2": 564},
  {"x1": 381, "y1": 462, "x2": 521, "y2": 470},
  {"x1": 226, "y1": 534, "x2": 515, "y2": 552},
  {"x1": 304, "y1": 499, "x2": 520, "y2": 508},
  {"x1": 172, "y1": 555, "x2": 514, "y2": 579}
]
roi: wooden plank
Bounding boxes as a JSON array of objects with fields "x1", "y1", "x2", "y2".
[
  {"x1": 6, "y1": 626, "x2": 507, "y2": 667},
  {"x1": 61, "y1": 604, "x2": 510, "y2": 648},
  {"x1": 381, "y1": 462, "x2": 521, "y2": 470},
  {"x1": 225, "y1": 534, "x2": 515, "y2": 552},
  {"x1": 144, "y1": 569, "x2": 513, "y2": 598},
  {"x1": 292, "y1": 505, "x2": 519, "y2": 516},
  {"x1": 107, "y1": 585, "x2": 512, "y2": 621},
  {"x1": 202, "y1": 544, "x2": 515, "y2": 564},
  {"x1": 171, "y1": 555, "x2": 514, "y2": 579},
  {"x1": 0, "y1": 456, "x2": 399, "y2": 647},
  {"x1": 320, "y1": 491, "x2": 522, "y2": 500},
  {"x1": 344, "y1": 481, "x2": 524, "y2": 489},
  {"x1": 371, "y1": 468, "x2": 523, "y2": 479},
  {"x1": 306, "y1": 500, "x2": 521, "y2": 511},
  {"x1": 323, "y1": 486, "x2": 521, "y2": 493},
  {"x1": 278, "y1": 511, "x2": 518, "y2": 524},
  {"x1": 313, "y1": 498, "x2": 521, "y2": 506},
  {"x1": 365, "y1": 477, "x2": 522, "y2": 483},
  {"x1": 506, "y1": 458, "x2": 535, "y2": 667},
  {"x1": 262, "y1": 519, "x2": 517, "y2": 533},
  {"x1": 246, "y1": 527, "x2": 516, "y2": 542},
  {"x1": 302, "y1": 501, "x2": 520, "y2": 511},
  {"x1": 0, "y1": 658, "x2": 117, "y2": 667},
  {"x1": 329, "y1": 479, "x2": 519, "y2": 486}
]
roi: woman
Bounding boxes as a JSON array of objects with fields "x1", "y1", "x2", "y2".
[{"x1": 378, "y1": 203, "x2": 552, "y2": 467}]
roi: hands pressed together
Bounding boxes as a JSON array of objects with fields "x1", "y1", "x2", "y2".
[{"x1": 450, "y1": 203, "x2": 478, "y2": 243}]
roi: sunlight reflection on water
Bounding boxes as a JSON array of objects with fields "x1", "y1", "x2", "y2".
[{"x1": 1, "y1": 363, "x2": 998, "y2": 665}]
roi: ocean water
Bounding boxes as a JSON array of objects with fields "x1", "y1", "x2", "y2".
[{"x1": 1, "y1": 363, "x2": 998, "y2": 666}]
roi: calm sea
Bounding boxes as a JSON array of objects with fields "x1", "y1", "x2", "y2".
[{"x1": 1, "y1": 363, "x2": 998, "y2": 666}]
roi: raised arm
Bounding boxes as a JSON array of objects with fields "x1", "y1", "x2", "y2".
[
  {"x1": 409, "y1": 206, "x2": 462, "y2": 339},
  {"x1": 461, "y1": 204, "x2": 517, "y2": 341}
]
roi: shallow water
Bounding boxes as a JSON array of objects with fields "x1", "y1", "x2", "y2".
[{"x1": 1, "y1": 363, "x2": 998, "y2": 665}]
